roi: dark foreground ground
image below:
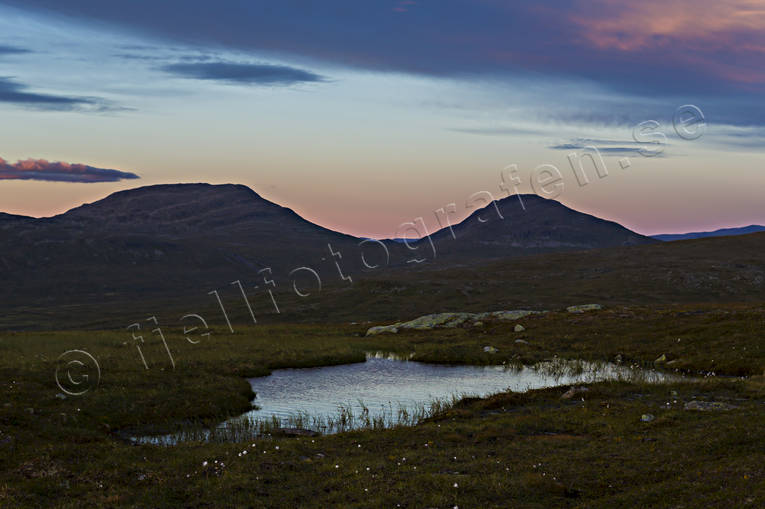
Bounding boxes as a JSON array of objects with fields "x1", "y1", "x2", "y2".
[{"x1": 1, "y1": 305, "x2": 763, "y2": 507}]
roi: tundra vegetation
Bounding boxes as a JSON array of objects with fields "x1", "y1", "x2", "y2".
[{"x1": 1, "y1": 304, "x2": 763, "y2": 507}]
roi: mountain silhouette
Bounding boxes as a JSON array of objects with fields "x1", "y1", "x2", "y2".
[{"x1": 0, "y1": 183, "x2": 655, "y2": 328}]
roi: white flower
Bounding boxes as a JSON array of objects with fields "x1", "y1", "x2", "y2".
[
  {"x1": 453, "y1": 483, "x2": 458, "y2": 488},
  {"x1": 202, "y1": 461, "x2": 208, "y2": 467}
]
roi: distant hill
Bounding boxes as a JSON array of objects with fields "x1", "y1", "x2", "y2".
[
  {"x1": 653, "y1": 225, "x2": 765, "y2": 241},
  {"x1": 412, "y1": 194, "x2": 653, "y2": 263},
  {"x1": 326, "y1": 230, "x2": 765, "y2": 324},
  {"x1": 0, "y1": 184, "x2": 656, "y2": 329}
]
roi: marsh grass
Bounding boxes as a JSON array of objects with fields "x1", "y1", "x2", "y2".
[{"x1": 137, "y1": 393, "x2": 465, "y2": 444}]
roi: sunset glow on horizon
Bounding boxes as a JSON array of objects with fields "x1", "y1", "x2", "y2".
[{"x1": 0, "y1": 0, "x2": 763, "y2": 238}]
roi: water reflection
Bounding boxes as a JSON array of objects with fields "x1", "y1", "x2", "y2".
[{"x1": 133, "y1": 354, "x2": 674, "y2": 445}]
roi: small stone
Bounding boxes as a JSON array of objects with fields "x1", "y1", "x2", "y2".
[
  {"x1": 483, "y1": 346, "x2": 498, "y2": 354},
  {"x1": 684, "y1": 401, "x2": 737, "y2": 412},
  {"x1": 561, "y1": 386, "x2": 588, "y2": 399},
  {"x1": 55, "y1": 393, "x2": 67, "y2": 400},
  {"x1": 514, "y1": 339, "x2": 529, "y2": 344},
  {"x1": 566, "y1": 304, "x2": 603, "y2": 313},
  {"x1": 514, "y1": 324, "x2": 525, "y2": 332},
  {"x1": 473, "y1": 321, "x2": 484, "y2": 327},
  {"x1": 641, "y1": 414, "x2": 655, "y2": 422}
]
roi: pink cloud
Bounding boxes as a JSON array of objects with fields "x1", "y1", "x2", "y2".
[{"x1": 0, "y1": 157, "x2": 139, "y2": 183}]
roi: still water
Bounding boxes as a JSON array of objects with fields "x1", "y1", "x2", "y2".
[{"x1": 133, "y1": 353, "x2": 672, "y2": 444}]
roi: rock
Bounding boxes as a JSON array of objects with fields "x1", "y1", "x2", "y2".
[
  {"x1": 684, "y1": 401, "x2": 738, "y2": 412},
  {"x1": 514, "y1": 339, "x2": 529, "y2": 345},
  {"x1": 365, "y1": 324, "x2": 401, "y2": 336},
  {"x1": 55, "y1": 393, "x2": 67, "y2": 400},
  {"x1": 488, "y1": 310, "x2": 541, "y2": 321},
  {"x1": 514, "y1": 324, "x2": 525, "y2": 332},
  {"x1": 566, "y1": 304, "x2": 603, "y2": 313},
  {"x1": 473, "y1": 321, "x2": 484, "y2": 327},
  {"x1": 561, "y1": 386, "x2": 589, "y2": 399},
  {"x1": 402, "y1": 313, "x2": 474, "y2": 330},
  {"x1": 365, "y1": 310, "x2": 543, "y2": 336},
  {"x1": 641, "y1": 414, "x2": 655, "y2": 422},
  {"x1": 483, "y1": 346, "x2": 498, "y2": 354}
]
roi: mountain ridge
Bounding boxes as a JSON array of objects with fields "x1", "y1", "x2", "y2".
[
  {"x1": 0, "y1": 182, "x2": 659, "y2": 327},
  {"x1": 652, "y1": 224, "x2": 765, "y2": 242}
]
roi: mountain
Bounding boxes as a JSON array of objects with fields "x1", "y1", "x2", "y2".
[
  {"x1": 0, "y1": 183, "x2": 654, "y2": 329},
  {"x1": 411, "y1": 194, "x2": 653, "y2": 262},
  {"x1": 0, "y1": 184, "x2": 371, "y2": 324},
  {"x1": 653, "y1": 225, "x2": 765, "y2": 242}
]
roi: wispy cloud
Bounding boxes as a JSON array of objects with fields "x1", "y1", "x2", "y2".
[
  {"x1": 160, "y1": 61, "x2": 326, "y2": 86},
  {"x1": 0, "y1": 157, "x2": 140, "y2": 183},
  {"x1": 0, "y1": 77, "x2": 126, "y2": 112},
  {"x1": 0, "y1": 44, "x2": 30, "y2": 55},
  {"x1": 448, "y1": 126, "x2": 547, "y2": 136},
  {"x1": 549, "y1": 138, "x2": 667, "y2": 156}
]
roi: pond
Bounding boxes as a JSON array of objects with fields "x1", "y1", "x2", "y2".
[{"x1": 132, "y1": 353, "x2": 674, "y2": 445}]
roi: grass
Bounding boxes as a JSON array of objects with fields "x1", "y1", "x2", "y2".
[{"x1": 0, "y1": 303, "x2": 763, "y2": 507}]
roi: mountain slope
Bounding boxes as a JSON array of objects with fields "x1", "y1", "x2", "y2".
[
  {"x1": 410, "y1": 194, "x2": 653, "y2": 262},
  {"x1": 0, "y1": 184, "x2": 656, "y2": 328},
  {"x1": 0, "y1": 184, "x2": 366, "y2": 318},
  {"x1": 653, "y1": 225, "x2": 765, "y2": 241}
]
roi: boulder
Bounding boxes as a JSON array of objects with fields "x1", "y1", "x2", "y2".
[
  {"x1": 566, "y1": 304, "x2": 603, "y2": 313},
  {"x1": 365, "y1": 324, "x2": 401, "y2": 336},
  {"x1": 365, "y1": 310, "x2": 543, "y2": 336}
]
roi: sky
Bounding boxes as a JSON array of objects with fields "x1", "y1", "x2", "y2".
[{"x1": 0, "y1": 0, "x2": 763, "y2": 237}]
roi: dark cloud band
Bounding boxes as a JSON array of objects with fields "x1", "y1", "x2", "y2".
[
  {"x1": 0, "y1": 77, "x2": 123, "y2": 112},
  {"x1": 161, "y1": 61, "x2": 325, "y2": 85}
]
